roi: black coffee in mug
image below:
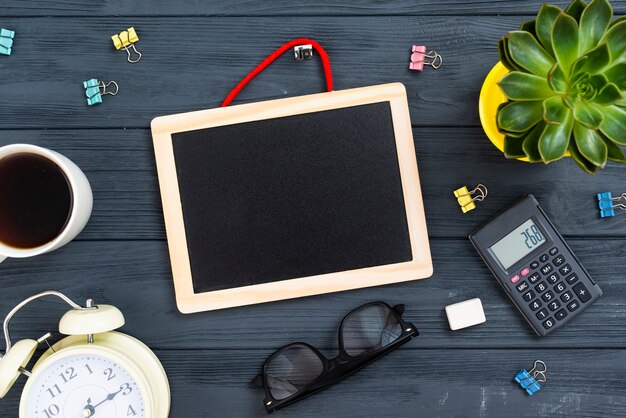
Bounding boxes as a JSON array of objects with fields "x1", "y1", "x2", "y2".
[{"x1": 0, "y1": 153, "x2": 73, "y2": 248}]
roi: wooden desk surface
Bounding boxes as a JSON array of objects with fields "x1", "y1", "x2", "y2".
[{"x1": 1, "y1": 1, "x2": 625, "y2": 416}]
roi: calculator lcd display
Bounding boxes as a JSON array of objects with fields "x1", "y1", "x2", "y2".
[{"x1": 490, "y1": 219, "x2": 546, "y2": 270}]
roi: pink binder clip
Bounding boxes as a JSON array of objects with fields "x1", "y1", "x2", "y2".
[{"x1": 409, "y1": 46, "x2": 442, "y2": 71}]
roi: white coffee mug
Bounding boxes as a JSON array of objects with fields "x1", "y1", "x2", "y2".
[{"x1": 0, "y1": 144, "x2": 93, "y2": 263}]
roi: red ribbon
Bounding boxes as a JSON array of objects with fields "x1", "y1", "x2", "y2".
[{"x1": 221, "y1": 38, "x2": 334, "y2": 107}]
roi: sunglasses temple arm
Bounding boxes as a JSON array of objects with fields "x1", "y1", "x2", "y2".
[
  {"x1": 393, "y1": 304, "x2": 406, "y2": 316},
  {"x1": 250, "y1": 374, "x2": 265, "y2": 388}
]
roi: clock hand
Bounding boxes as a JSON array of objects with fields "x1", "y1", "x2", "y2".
[{"x1": 82, "y1": 388, "x2": 123, "y2": 417}]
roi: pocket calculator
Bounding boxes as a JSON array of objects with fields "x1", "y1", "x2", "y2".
[{"x1": 469, "y1": 195, "x2": 602, "y2": 336}]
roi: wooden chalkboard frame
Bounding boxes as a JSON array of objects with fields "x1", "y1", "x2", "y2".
[{"x1": 151, "y1": 83, "x2": 432, "y2": 313}]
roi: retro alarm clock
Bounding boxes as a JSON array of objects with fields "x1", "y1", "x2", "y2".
[{"x1": 0, "y1": 291, "x2": 170, "y2": 417}]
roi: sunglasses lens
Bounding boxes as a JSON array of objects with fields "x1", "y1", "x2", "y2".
[
  {"x1": 341, "y1": 304, "x2": 402, "y2": 356},
  {"x1": 265, "y1": 345, "x2": 324, "y2": 400}
]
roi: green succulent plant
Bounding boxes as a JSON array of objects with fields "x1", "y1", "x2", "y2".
[{"x1": 497, "y1": 0, "x2": 626, "y2": 174}]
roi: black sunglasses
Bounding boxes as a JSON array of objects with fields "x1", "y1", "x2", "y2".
[{"x1": 254, "y1": 301, "x2": 418, "y2": 413}]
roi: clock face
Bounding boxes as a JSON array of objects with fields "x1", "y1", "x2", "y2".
[{"x1": 23, "y1": 352, "x2": 146, "y2": 418}]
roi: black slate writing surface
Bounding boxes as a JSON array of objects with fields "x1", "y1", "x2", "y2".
[{"x1": 171, "y1": 101, "x2": 412, "y2": 293}]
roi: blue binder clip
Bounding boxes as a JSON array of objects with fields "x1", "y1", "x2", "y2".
[
  {"x1": 83, "y1": 79, "x2": 119, "y2": 106},
  {"x1": 0, "y1": 28, "x2": 15, "y2": 56},
  {"x1": 514, "y1": 360, "x2": 547, "y2": 396},
  {"x1": 597, "y1": 192, "x2": 626, "y2": 218}
]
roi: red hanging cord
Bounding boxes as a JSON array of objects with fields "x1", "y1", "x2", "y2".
[{"x1": 221, "y1": 38, "x2": 333, "y2": 107}]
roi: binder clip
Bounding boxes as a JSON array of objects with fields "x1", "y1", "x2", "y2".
[
  {"x1": 409, "y1": 46, "x2": 442, "y2": 71},
  {"x1": 454, "y1": 184, "x2": 488, "y2": 213},
  {"x1": 597, "y1": 192, "x2": 626, "y2": 218},
  {"x1": 0, "y1": 28, "x2": 15, "y2": 56},
  {"x1": 294, "y1": 44, "x2": 313, "y2": 60},
  {"x1": 514, "y1": 360, "x2": 547, "y2": 396},
  {"x1": 83, "y1": 79, "x2": 119, "y2": 106},
  {"x1": 112, "y1": 27, "x2": 141, "y2": 63}
]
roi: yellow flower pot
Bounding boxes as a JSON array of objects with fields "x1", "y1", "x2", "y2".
[{"x1": 478, "y1": 61, "x2": 569, "y2": 162}]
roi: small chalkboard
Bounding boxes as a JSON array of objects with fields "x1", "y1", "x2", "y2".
[{"x1": 152, "y1": 83, "x2": 432, "y2": 313}]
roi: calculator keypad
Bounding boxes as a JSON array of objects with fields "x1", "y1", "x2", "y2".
[{"x1": 509, "y1": 251, "x2": 600, "y2": 335}]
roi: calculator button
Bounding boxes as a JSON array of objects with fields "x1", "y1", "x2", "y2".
[
  {"x1": 530, "y1": 261, "x2": 540, "y2": 270},
  {"x1": 548, "y1": 300, "x2": 561, "y2": 311},
  {"x1": 573, "y1": 283, "x2": 592, "y2": 303},
  {"x1": 536, "y1": 308, "x2": 549, "y2": 319},
  {"x1": 559, "y1": 264, "x2": 572, "y2": 275},
  {"x1": 553, "y1": 255, "x2": 565, "y2": 266},
  {"x1": 511, "y1": 274, "x2": 521, "y2": 284},
  {"x1": 541, "y1": 290, "x2": 555, "y2": 302},
  {"x1": 516, "y1": 281, "x2": 529, "y2": 292},
  {"x1": 555, "y1": 309, "x2": 568, "y2": 321},
  {"x1": 567, "y1": 300, "x2": 580, "y2": 312},
  {"x1": 539, "y1": 254, "x2": 549, "y2": 263},
  {"x1": 549, "y1": 247, "x2": 559, "y2": 256},
  {"x1": 546, "y1": 273, "x2": 559, "y2": 284},
  {"x1": 542, "y1": 318, "x2": 556, "y2": 330},
  {"x1": 554, "y1": 281, "x2": 566, "y2": 294},
  {"x1": 528, "y1": 272, "x2": 541, "y2": 284},
  {"x1": 523, "y1": 290, "x2": 535, "y2": 302},
  {"x1": 560, "y1": 291, "x2": 574, "y2": 303},
  {"x1": 530, "y1": 300, "x2": 542, "y2": 311},
  {"x1": 535, "y1": 282, "x2": 547, "y2": 293},
  {"x1": 540, "y1": 264, "x2": 553, "y2": 275},
  {"x1": 565, "y1": 273, "x2": 578, "y2": 284},
  {"x1": 520, "y1": 268, "x2": 530, "y2": 277}
]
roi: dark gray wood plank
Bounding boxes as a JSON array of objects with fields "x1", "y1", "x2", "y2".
[
  {"x1": 0, "y1": 239, "x2": 623, "y2": 350},
  {"x1": 0, "y1": 16, "x2": 534, "y2": 128},
  {"x1": 2, "y1": 0, "x2": 626, "y2": 16},
  {"x1": 1, "y1": 128, "x2": 624, "y2": 241},
  {"x1": 2, "y1": 348, "x2": 626, "y2": 417}
]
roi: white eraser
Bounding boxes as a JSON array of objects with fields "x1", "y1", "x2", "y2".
[{"x1": 445, "y1": 298, "x2": 486, "y2": 331}]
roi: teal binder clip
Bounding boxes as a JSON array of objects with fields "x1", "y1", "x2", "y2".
[
  {"x1": 83, "y1": 79, "x2": 119, "y2": 106},
  {"x1": 514, "y1": 360, "x2": 547, "y2": 396},
  {"x1": 597, "y1": 192, "x2": 626, "y2": 218},
  {"x1": 0, "y1": 28, "x2": 15, "y2": 56}
]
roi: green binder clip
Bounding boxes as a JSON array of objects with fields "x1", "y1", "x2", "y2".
[
  {"x1": 0, "y1": 28, "x2": 15, "y2": 56},
  {"x1": 83, "y1": 79, "x2": 119, "y2": 106}
]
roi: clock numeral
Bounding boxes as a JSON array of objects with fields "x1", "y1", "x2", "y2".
[
  {"x1": 84, "y1": 363, "x2": 94, "y2": 375},
  {"x1": 104, "y1": 367, "x2": 116, "y2": 381},
  {"x1": 120, "y1": 382, "x2": 133, "y2": 396},
  {"x1": 127, "y1": 405, "x2": 138, "y2": 416},
  {"x1": 59, "y1": 367, "x2": 77, "y2": 383},
  {"x1": 42, "y1": 404, "x2": 60, "y2": 418},
  {"x1": 46, "y1": 384, "x2": 62, "y2": 399}
]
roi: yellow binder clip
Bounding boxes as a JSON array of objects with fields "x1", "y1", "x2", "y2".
[
  {"x1": 454, "y1": 184, "x2": 488, "y2": 213},
  {"x1": 112, "y1": 27, "x2": 142, "y2": 63}
]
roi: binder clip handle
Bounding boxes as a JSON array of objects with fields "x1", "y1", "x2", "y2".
[
  {"x1": 124, "y1": 44, "x2": 142, "y2": 63},
  {"x1": 100, "y1": 80, "x2": 119, "y2": 96}
]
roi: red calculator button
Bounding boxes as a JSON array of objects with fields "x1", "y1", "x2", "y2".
[
  {"x1": 520, "y1": 268, "x2": 530, "y2": 277},
  {"x1": 511, "y1": 274, "x2": 521, "y2": 284}
]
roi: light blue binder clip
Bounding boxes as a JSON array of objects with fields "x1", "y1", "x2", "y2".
[
  {"x1": 514, "y1": 360, "x2": 547, "y2": 396},
  {"x1": 597, "y1": 192, "x2": 626, "y2": 218},
  {"x1": 0, "y1": 28, "x2": 15, "y2": 56},
  {"x1": 83, "y1": 79, "x2": 119, "y2": 106}
]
